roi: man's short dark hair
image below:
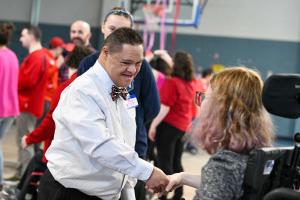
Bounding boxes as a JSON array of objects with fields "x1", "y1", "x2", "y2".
[
  {"x1": 103, "y1": 27, "x2": 143, "y2": 53},
  {"x1": 24, "y1": 25, "x2": 42, "y2": 41}
]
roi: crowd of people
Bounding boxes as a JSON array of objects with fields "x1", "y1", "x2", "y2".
[{"x1": 0, "y1": 6, "x2": 275, "y2": 200}]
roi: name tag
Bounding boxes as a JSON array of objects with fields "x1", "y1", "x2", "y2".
[{"x1": 125, "y1": 94, "x2": 138, "y2": 109}]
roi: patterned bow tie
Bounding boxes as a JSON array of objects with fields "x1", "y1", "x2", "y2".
[{"x1": 111, "y1": 85, "x2": 128, "y2": 101}]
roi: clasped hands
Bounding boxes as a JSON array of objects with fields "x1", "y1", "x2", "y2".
[{"x1": 145, "y1": 167, "x2": 183, "y2": 196}]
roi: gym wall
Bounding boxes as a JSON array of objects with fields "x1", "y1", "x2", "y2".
[{"x1": 0, "y1": 0, "x2": 299, "y2": 138}]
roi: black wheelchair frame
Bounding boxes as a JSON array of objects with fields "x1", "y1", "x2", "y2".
[{"x1": 241, "y1": 74, "x2": 300, "y2": 200}]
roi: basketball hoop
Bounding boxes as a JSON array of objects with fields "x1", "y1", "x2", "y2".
[
  {"x1": 143, "y1": 4, "x2": 163, "y2": 27},
  {"x1": 143, "y1": 3, "x2": 166, "y2": 51}
]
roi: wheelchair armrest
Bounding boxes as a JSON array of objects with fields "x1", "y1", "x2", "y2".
[{"x1": 263, "y1": 188, "x2": 300, "y2": 200}]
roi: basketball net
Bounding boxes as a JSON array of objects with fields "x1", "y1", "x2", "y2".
[{"x1": 143, "y1": 4, "x2": 165, "y2": 53}]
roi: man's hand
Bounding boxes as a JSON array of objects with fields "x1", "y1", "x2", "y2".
[{"x1": 145, "y1": 167, "x2": 169, "y2": 194}]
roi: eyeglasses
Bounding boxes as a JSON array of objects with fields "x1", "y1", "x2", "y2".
[{"x1": 195, "y1": 91, "x2": 205, "y2": 106}]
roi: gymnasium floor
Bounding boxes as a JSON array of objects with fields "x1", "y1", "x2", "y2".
[{"x1": 2, "y1": 122, "x2": 295, "y2": 199}]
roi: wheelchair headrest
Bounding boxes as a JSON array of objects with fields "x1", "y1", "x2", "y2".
[{"x1": 262, "y1": 74, "x2": 300, "y2": 119}]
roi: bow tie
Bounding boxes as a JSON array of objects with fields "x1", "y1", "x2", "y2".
[{"x1": 111, "y1": 85, "x2": 128, "y2": 101}]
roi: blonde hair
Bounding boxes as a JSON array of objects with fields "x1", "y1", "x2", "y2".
[{"x1": 192, "y1": 66, "x2": 274, "y2": 154}]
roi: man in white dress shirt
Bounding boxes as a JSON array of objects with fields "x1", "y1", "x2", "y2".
[{"x1": 37, "y1": 28, "x2": 168, "y2": 200}]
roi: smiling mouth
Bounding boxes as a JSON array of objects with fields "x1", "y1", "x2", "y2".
[{"x1": 122, "y1": 74, "x2": 134, "y2": 79}]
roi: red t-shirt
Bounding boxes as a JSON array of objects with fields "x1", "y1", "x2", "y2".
[
  {"x1": 18, "y1": 49, "x2": 50, "y2": 118},
  {"x1": 160, "y1": 77, "x2": 197, "y2": 132},
  {"x1": 26, "y1": 73, "x2": 78, "y2": 163},
  {"x1": 44, "y1": 49, "x2": 59, "y2": 102}
]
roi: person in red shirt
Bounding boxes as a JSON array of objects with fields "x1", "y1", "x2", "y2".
[
  {"x1": 15, "y1": 26, "x2": 50, "y2": 178},
  {"x1": 149, "y1": 51, "x2": 197, "y2": 200},
  {"x1": 44, "y1": 37, "x2": 65, "y2": 103},
  {"x1": 36, "y1": 37, "x2": 66, "y2": 127}
]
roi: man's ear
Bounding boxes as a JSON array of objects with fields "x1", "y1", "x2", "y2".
[
  {"x1": 101, "y1": 23, "x2": 105, "y2": 35},
  {"x1": 102, "y1": 46, "x2": 109, "y2": 57}
]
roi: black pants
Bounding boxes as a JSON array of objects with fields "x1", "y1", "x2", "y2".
[
  {"x1": 17, "y1": 150, "x2": 47, "y2": 200},
  {"x1": 156, "y1": 122, "x2": 185, "y2": 200},
  {"x1": 145, "y1": 121, "x2": 157, "y2": 165},
  {"x1": 134, "y1": 180, "x2": 146, "y2": 200},
  {"x1": 38, "y1": 170, "x2": 102, "y2": 200}
]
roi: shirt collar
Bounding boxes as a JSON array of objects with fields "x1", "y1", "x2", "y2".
[{"x1": 93, "y1": 61, "x2": 114, "y2": 95}]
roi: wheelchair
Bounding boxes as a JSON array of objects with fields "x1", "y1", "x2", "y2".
[{"x1": 242, "y1": 74, "x2": 300, "y2": 200}]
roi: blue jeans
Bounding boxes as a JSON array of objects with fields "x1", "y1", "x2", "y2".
[
  {"x1": 0, "y1": 117, "x2": 15, "y2": 184},
  {"x1": 16, "y1": 112, "x2": 36, "y2": 178}
]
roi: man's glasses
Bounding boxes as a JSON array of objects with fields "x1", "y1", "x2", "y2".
[{"x1": 195, "y1": 91, "x2": 205, "y2": 106}]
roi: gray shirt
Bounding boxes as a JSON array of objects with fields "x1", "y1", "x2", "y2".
[{"x1": 194, "y1": 149, "x2": 248, "y2": 200}]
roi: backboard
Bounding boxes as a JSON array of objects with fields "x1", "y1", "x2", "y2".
[{"x1": 121, "y1": 0, "x2": 204, "y2": 28}]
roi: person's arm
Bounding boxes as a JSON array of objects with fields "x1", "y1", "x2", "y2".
[
  {"x1": 148, "y1": 104, "x2": 170, "y2": 141},
  {"x1": 148, "y1": 78, "x2": 177, "y2": 141},
  {"x1": 140, "y1": 60, "x2": 160, "y2": 123},
  {"x1": 23, "y1": 78, "x2": 71, "y2": 147},
  {"x1": 23, "y1": 109, "x2": 54, "y2": 146},
  {"x1": 153, "y1": 49, "x2": 173, "y2": 68},
  {"x1": 165, "y1": 172, "x2": 201, "y2": 192}
]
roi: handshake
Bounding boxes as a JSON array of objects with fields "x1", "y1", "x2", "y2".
[{"x1": 145, "y1": 167, "x2": 183, "y2": 196}]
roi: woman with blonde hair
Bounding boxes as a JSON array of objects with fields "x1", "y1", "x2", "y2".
[{"x1": 163, "y1": 66, "x2": 274, "y2": 199}]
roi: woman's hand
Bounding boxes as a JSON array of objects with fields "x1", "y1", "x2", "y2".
[{"x1": 165, "y1": 173, "x2": 184, "y2": 192}]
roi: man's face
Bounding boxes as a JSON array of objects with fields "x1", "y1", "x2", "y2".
[
  {"x1": 101, "y1": 15, "x2": 132, "y2": 39},
  {"x1": 103, "y1": 44, "x2": 143, "y2": 87},
  {"x1": 19, "y1": 29, "x2": 33, "y2": 49},
  {"x1": 70, "y1": 22, "x2": 91, "y2": 46}
]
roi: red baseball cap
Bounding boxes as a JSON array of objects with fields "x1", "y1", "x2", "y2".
[{"x1": 49, "y1": 37, "x2": 65, "y2": 48}]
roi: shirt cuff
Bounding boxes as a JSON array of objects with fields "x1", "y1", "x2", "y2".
[{"x1": 134, "y1": 158, "x2": 153, "y2": 181}]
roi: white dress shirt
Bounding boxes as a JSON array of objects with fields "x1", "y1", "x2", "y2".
[{"x1": 46, "y1": 61, "x2": 153, "y2": 200}]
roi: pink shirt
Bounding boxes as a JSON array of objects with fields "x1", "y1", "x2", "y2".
[
  {"x1": 0, "y1": 48, "x2": 19, "y2": 117},
  {"x1": 156, "y1": 71, "x2": 166, "y2": 90}
]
